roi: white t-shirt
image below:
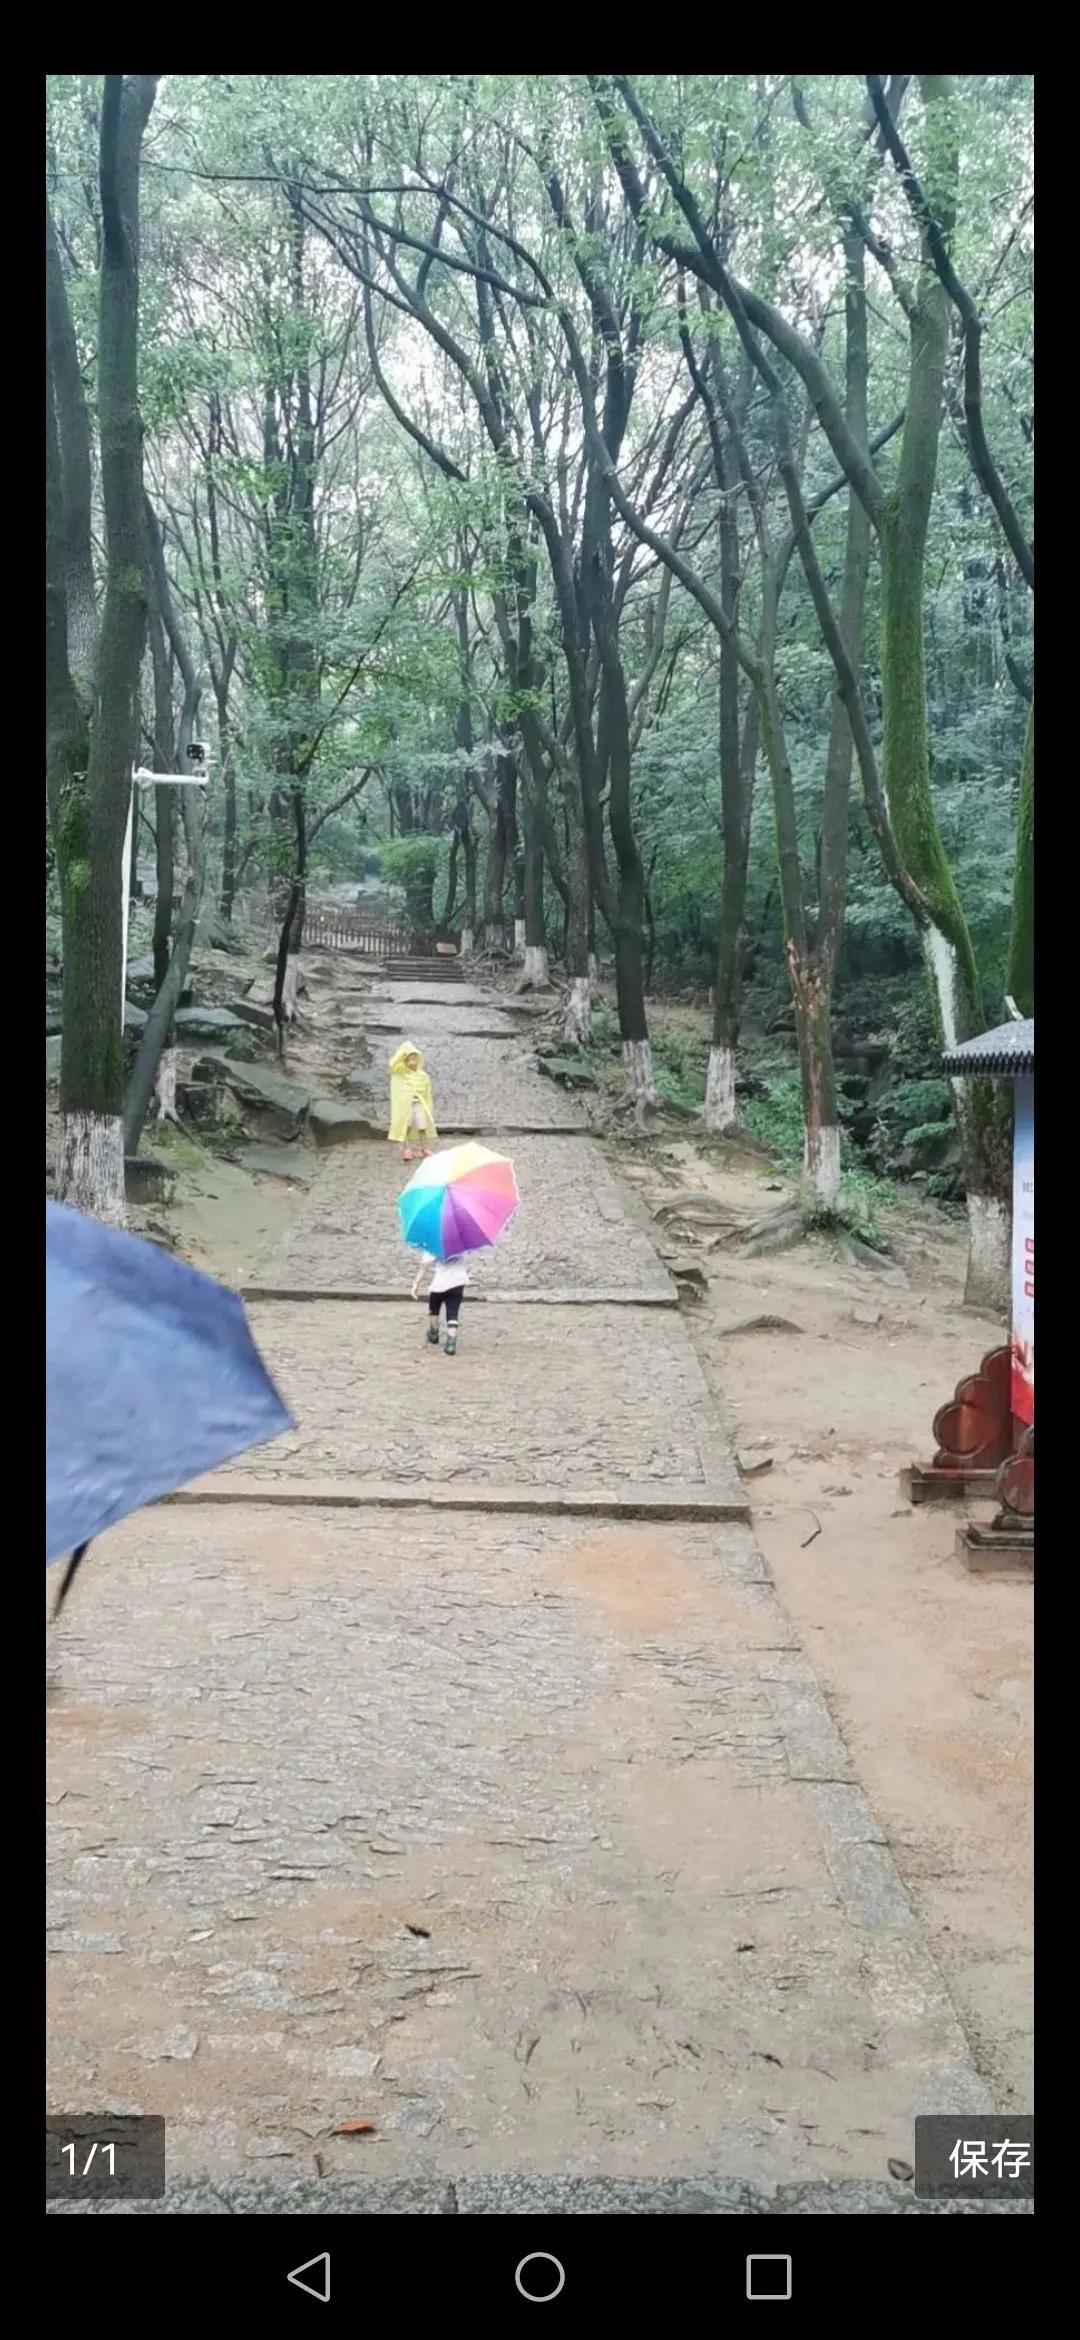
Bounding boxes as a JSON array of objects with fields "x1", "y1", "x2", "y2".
[{"x1": 424, "y1": 1253, "x2": 470, "y2": 1293}]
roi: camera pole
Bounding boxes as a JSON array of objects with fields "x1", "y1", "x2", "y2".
[{"x1": 122, "y1": 758, "x2": 209, "y2": 1033}]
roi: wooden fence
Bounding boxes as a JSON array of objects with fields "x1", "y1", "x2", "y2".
[
  {"x1": 242, "y1": 900, "x2": 417, "y2": 957},
  {"x1": 302, "y1": 906, "x2": 415, "y2": 955}
]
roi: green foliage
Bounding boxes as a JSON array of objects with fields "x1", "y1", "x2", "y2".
[
  {"x1": 650, "y1": 1024, "x2": 710, "y2": 1109},
  {"x1": 742, "y1": 1073, "x2": 806, "y2": 1163},
  {"x1": 878, "y1": 1077, "x2": 953, "y2": 1133},
  {"x1": 905, "y1": 1118, "x2": 953, "y2": 1149},
  {"x1": 379, "y1": 835, "x2": 445, "y2": 888}
]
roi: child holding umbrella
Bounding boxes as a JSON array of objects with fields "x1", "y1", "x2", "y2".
[{"x1": 400, "y1": 1142, "x2": 520, "y2": 1360}]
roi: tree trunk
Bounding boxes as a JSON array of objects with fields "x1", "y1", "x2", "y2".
[
  {"x1": 878, "y1": 106, "x2": 1009, "y2": 1303},
  {"x1": 517, "y1": 778, "x2": 549, "y2": 989},
  {"x1": 148, "y1": 604, "x2": 175, "y2": 992},
  {"x1": 52, "y1": 75, "x2": 159, "y2": 1224},
  {"x1": 557, "y1": 763, "x2": 591, "y2": 1042},
  {"x1": 460, "y1": 799, "x2": 478, "y2": 958},
  {"x1": 790, "y1": 231, "x2": 872, "y2": 1208},
  {"x1": 124, "y1": 792, "x2": 207, "y2": 1154},
  {"x1": 450, "y1": 581, "x2": 479, "y2": 958},
  {"x1": 402, "y1": 858, "x2": 434, "y2": 944},
  {"x1": 586, "y1": 534, "x2": 654, "y2": 1098},
  {"x1": 124, "y1": 501, "x2": 202, "y2": 1150},
  {"x1": 152, "y1": 786, "x2": 174, "y2": 990},
  {"x1": 442, "y1": 829, "x2": 460, "y2": 928},
  {"x1": 128, "y1": 800, "x2": 141, "y2": 905},
  {"x1": 512, "y1": 830, "x2": 526, "y2": 960},
  {"x1": 265, "y1": 187, "x2": 319, "y2": 1040},
  {"x1": 219, "y1": 694, "x2": 237, "y2": 923},
  {"x1": 1006, "y1": 697, "x2": 1034, "y2": 1015},
  {"x1": 792, "y1": 965, "x2": 841, "y2": 1205},
  {"x1": 614, "y1": 934, "x2": 652, "y2": 1067},
  {"x1": 273, "y1": 877, "x2": 304, "y2": 1054},
  {"x1": 482, "y1": 811, "x2": 508, "y2": 939},
  {"x1": 705, "y1": 473, "x2": 757, "y2": 1133},
  {"x1": 482, "y1": 745, "x2": 516, "y2": 943},
  {"x1": 45, "y1": 198, "x2": 97, "y2": 708}
]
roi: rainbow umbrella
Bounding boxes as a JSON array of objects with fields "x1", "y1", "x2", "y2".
[{"x1": 398, "y1": 1141, "x2": 520, "y2": 1263}]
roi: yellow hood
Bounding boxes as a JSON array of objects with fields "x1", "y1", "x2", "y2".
[{"x1": 387, "y1": 1041, "x2": 437, "y2": 1143}]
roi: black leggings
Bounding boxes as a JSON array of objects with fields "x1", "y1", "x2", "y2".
[{"x1": 429, "y1": 1286, "x2": 464, "y2": 1325}]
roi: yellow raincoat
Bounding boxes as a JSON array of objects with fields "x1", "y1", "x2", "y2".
[{"x1": 387, "y1": 1041, "x2": 438, "y2": 1145}]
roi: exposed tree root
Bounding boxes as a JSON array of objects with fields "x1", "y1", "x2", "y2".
[{"x1": 737, "y1": 1207, "x2": 807, "y2": 1259}]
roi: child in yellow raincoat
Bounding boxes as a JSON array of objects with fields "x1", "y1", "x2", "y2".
[{"x1": 388, "y1": 1041, "x2": 438, "y2": 1164}]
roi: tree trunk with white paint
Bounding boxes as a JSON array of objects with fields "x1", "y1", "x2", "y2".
[
  {"x1": 623, "y1": 1036, "x2": 659, "y2": 1108},
  {"x1": 964, "y1": 1189, "x2": 1010, "y2": 1313},
  {"x1": 56, "y1": 1111, "x2": 126, "y2": 1227},
  {"x1": 922, "y1": 930, "x2": 1010, "y2": 1309},
  {"x1": 875, "y1": 89, "x2": 1009, "y2": 1308},
  {"x1": 123, "y1": 500, "x2": 204, "y2": 1160},
  {"x1": 702, "y1": 1043, "x2": 738, "y2": 1135},
  {"x1": 513, "y1": 916, "x2": 526, "y2": 961},
  {"x1": 708, "y1": 416, "x2": 757, "y2": 1139},
  {"x1": 563, "y1": 973, "x2": 591, "y2": 1046},
  {"x1": 153, "y1": 1046, "x2": 178, "y2": 1124},
  {"x1": 803, "y1": 1119, "x2": 841, "y2": 1206},
  {"x1": 519, "y1": 944, "x2": 549, "y2": 990},
  {"x1": 459, "y1": 924, "x2": 475, "y2": 962},
  {"x1": 47, "y1": 77, "x2": 160, "y2": 1226},
  {"x1": 793, "y1": 973, "x2": 843, "y2": 1207},
  {"x1": 1005, "y1": 698, "x2": 1033, "y2": 1016},
  {"x1": 281, "y1": 956, "x2": 300, "y2": 1021}
]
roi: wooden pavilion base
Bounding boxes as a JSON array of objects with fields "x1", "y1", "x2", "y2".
[
  {"x1": 902, "y1": 1463, "x2": 999, "y2": 1506},
  {"x1": 956, "y1": 1521, "x2": 1034, "y2": 1576},
  {"x1": 904, "y1": 1352, "x2": 1034, "y2": 1575},
  {"x1": 962, "y1": 1425, "x2": 1035, "y2": 1570},
  {"x1": 902, "y1": 1345, "x2": 1014, "y2": 1503},
  {"x1": 996, "y1": 1425, "x2": 1034, "y2": 1521}
]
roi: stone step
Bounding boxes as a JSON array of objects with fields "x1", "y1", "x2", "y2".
[
  {"x1": 169, "y1": 1476, "x2": 749, "y2": 1521},
  {"x1": 383, "y1": 960, "x2": 463, "y2": 983},
  {"x1": 241, "y1": 1284, "x2": 678, "y2": 1307}
]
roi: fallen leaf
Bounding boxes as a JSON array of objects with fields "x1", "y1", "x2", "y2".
[
  {"x1": 887, "y1": 2157, "x2": 914, "y2": 2183},
  {"x1": 331, "y1": 2120, "x2": 378, "y2": 2137}
]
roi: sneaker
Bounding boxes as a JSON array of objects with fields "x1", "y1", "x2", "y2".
[
  {"x1": 426, "y1": 1322, "x2": 440, "y2": 1346},
  {"x1": 444, "y1": 1329, "x2": 458, "y2": 1356}
]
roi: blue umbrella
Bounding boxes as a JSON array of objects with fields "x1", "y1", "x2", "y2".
[{"x1": 46, "y1": 1202, "x2": 293, "y2": 1597}]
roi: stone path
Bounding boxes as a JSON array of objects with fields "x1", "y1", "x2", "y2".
[
  {"x1": 47, "y1": 957, "x2": 993, "y2": 2201},
  {"x1": 245, "y1": 1132, "x2": 671, "y2": 1296}
]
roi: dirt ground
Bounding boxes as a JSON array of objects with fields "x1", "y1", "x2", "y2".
[{"x1": 618, "y1": 1135, "x2": 1033, "y2": 2114}]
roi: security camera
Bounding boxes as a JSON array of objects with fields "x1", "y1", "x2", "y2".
[{"x1": 186, "y1": 741, "x2": 208, "y2": 770}]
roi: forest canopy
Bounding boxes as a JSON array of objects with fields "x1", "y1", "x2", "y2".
[{"x1": 45, "y1": 73, "x2": 1033, "y2": 1300}]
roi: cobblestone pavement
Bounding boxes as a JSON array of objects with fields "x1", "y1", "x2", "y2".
[
  {"x1": 47, "y1": 1507, "x2": 983, "y2": 2184},
  {"x1": 354, "y1": 1015, "x2": 584, "y2": 1130},
  {"x1": 47, "y1": 956, "x2": 991, "y2": 2194},
  {"x1": 230, "y1": 1302, "x2": 736, "y2": 1497},
  {"x1": 248, "y1": 1132, "x2": 671, "y2": 1296},
  {"x1": 352, "y1": 1007, "x2": 523, "y2": 1039},
  {"x1": 361, "y1": 981, "x2": 510, "y2": 1009}
]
